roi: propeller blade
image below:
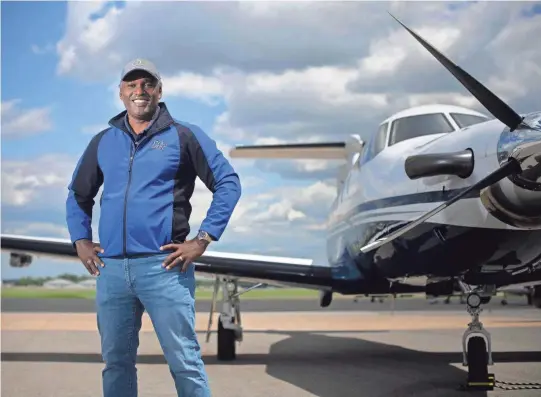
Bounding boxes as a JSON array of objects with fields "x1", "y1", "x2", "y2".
[
  {"x1": 388, "y1": 12, "x2": 524, "y2": 132},
  {"x1": 360, "y1": 159, "x2": 521, "y2": 254}
]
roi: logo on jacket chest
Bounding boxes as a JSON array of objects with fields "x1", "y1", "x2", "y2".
[{"x1": 151, "y1": 139, "x2": 167, "y2": 150}]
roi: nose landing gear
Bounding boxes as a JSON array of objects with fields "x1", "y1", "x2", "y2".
[
  {"x1": 456, "y1": 282, "x2": 541, "y2": 392},
  {"x1": 461, "y1": 291, "x2": 495, "y2": 391}
]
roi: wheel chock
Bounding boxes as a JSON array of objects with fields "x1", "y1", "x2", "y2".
[{"x1": 459, "y1": 374, "x2": 495, "y2": 391}]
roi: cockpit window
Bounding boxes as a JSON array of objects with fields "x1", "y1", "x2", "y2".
[
  {"x1": 389, "y1": 113, "x2": 454, "y2": 146},
  {"x1": 450, "y1": 113, "x2": 489, "y2": 129}
]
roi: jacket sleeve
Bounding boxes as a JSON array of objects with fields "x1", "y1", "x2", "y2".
[
  {"x1": 66, "y1": 133, "x2": 104, "y2": 244},
  {"x1": 185, "y1": 124, "x2": 242, "y2": 241}
]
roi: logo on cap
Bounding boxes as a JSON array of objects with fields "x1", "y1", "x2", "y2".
[{"x1": 132, "y1": 59, "x2": 143, "y2": 67}]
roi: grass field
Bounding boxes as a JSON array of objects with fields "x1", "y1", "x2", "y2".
[{"x1": 1, "y1": 286, "x2": 320, "y2": 300}]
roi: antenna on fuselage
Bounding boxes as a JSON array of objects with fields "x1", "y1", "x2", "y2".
[{"x1": 387, "y1": 12, "x2": 525, "y2": 132}]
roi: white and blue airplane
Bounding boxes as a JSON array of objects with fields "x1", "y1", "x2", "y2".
[{"x1": 2, "y1": 14, "x2": 541, "y2": 390}]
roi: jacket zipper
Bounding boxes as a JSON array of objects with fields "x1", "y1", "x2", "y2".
[
  {"x1": 121, "y1": 123, "x2": 173, "y2": 257},
  {"x1": 123, "y1": 140, "x2": 139, "y2": 256}
]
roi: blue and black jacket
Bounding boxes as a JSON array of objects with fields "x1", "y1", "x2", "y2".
[{"x1": 66, "y1": 102, "x2": 241, "y2": 258}]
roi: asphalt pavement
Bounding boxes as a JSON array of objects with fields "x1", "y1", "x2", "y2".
[
  {"x1": 1, "y1": 294, "x2": 532, "y2": 313},
  {"x1": 2, "y1": 307, "x2": 541, "y2": 397}
]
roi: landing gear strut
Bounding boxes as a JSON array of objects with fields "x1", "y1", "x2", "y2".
[
  {"x1": 205, "y1": 276, "x2": 264, "y2": 361},
  {"x1": 460, "y1": 287, "x2": 495, "y2": 391},
  {"x1": 456, "y1": 283, "x2": 541, "y2": 392}
]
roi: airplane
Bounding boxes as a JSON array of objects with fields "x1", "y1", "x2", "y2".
[{"x1": 2, "y1": 14, "x2": 541, "y2": 391}]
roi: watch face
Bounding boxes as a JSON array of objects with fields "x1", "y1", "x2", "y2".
[{"x1": 198, "y1": 231, "x2": 210, "y2": 241}]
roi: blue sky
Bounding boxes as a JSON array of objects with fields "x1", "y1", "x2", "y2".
[
  {"x1": 1, "y1": 1, "x2": 332, "y2": 279},
  {"x1": 2, "y1": 1, "x2": 541, "y2": 280}
]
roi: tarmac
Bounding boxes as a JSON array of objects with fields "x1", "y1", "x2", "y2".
[
  {"x1": 2, "y1": 296, "x2": 541, "y2": 397},
  {"x1": 0, "y1": 294, "x2": 531, "y2": 313}
]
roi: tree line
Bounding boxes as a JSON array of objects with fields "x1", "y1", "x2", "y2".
[{"x1": 5, "y1": 274, "x2": 269, "y2": 288}]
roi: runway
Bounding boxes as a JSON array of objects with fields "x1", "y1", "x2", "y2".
[
  {"x1": 2, "y1": 296, "x2": 541, "y2": 396},
  {"x1": 0, "y1": 294, "x2": 532, "y2": 313}
]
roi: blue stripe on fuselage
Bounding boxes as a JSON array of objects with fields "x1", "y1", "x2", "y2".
[
  {"x1": 325, "y1": 188, "x2": 481, "y2": 283},
  {"x1": 328, "y1": 187, "x2": 480, "y2": 229}
]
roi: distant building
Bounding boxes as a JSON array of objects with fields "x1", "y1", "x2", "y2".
[
  {"x1": 77, "y1": 279, "x2": 97, "y2": 289},
  {"x1": 43, "y1": 278, "x2": 79, "y2": 289}
]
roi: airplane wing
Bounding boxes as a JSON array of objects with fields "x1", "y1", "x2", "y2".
[
  {"x1": 230, "y1": 142, "x2": 347, "y2": 160},
  {"x1": 1, "y1": 234, "x2": 334, "y2": 290}
]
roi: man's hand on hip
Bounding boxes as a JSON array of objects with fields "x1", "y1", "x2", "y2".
[
  {"x1": 160, "y1": 239, "x2": 208, "y2": 271},
  {"x1": 75, "y1": 239, "x2": 104, "y2": 276}
]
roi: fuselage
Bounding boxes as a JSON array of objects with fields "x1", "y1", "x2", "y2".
[{"x1": 325, "y1": 107, "x2": 541, "y2": 291}]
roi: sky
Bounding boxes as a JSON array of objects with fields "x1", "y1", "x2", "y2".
[{"x1": 2, "y1": 1, "x2": 541, "y2": 279}]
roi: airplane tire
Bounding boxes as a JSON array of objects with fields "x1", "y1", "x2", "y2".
[
  {"x1": 217, "y1": 316, "x2": 236, "y2": 361},
  {"x1": 467, "y1": 336, "x2": 488, "y2": 381}
]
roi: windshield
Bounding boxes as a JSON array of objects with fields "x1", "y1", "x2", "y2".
[
  {"x1": 450, "y1": 113, "x2": 489, "y2": 129},
  {"x1": 389, "y1": 113, "x2": 454, "y2": 146}
]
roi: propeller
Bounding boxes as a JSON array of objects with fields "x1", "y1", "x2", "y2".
[
  {"x1": 388, "y1": 12, "x2": 525, "y2": 132},
  {"x1": 360, "y1": 14, "x2": 529, "y2": 254}
]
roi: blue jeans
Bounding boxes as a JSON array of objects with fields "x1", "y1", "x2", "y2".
[{"x1": 95, "y1": 253, "x2": 211, "y2": 397}]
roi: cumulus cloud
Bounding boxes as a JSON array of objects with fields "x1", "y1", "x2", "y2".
[
  {"x1": 1, "y1": 151, "x2": 324, "y2": 258},
  {"x1": 254, "y1": 159, "x2": 342, "y2": 181},
  {"x1": 172, "y1": 167, "x2": 335, "y2": 255},
  {"x1": 2, "y1": 222, "x2": 70, "y2": 239},
  {"x1": 203, "y1": 178, "x2": 337, "y2": 261},
  {"x1": 10, "y1": 1, "x2": 540, "y2": 261},
  {"x1": 2, "y1": 154, "x2": 102, "y2": 242},
  {"x1": 1, "y1": 154, "x2": 75, "y2": 208},
  {"x1": 53, "y1": 2, "x2": 541, "y2": 183},
  {"x1": 162, "y1": 72, "x2": 225, "y2": 106},
  {"x1": 55, "y1": 2, "x2": 389, "y2": 79},
  {"x1": 1, "y1": 99, "x2": 53, "y2": 139},
  {"x1": 228, "y1": 180, "x2": 336, "y2": 234}
]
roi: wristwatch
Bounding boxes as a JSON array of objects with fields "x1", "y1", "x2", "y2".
[{"x1": 196, "y1": 230, "x2": 213, "y2": 245}]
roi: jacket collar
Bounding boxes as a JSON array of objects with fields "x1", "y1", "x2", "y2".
[{"x1": 108, "y1": 102, "x2": 174, "y2": 136}]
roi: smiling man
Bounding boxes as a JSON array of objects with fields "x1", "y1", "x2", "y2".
[{"x1": 65, "y1": 58, "x2": 242, "y2": 397}]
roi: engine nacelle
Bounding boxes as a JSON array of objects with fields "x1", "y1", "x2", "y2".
[
  {"x1": 481, "y1": 112, "x2": 541, "y2": 229},
  {"x1": 481, "y1": 116, "x2": 541, "y2": 229},
  {"x1": 480, "y1": 177, "x2": 541, "y2": 229},
  {"x1": 9, "y1": 253, "x2": 33, "y2": 267}
]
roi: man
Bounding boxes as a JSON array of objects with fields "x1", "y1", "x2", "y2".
[{"x1": 66, "y1": 58, "x2": 241, "y2": 397}]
